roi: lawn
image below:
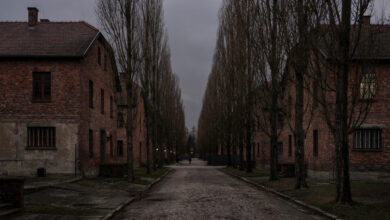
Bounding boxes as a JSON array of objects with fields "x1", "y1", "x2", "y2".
[
  {"x1": 224, "y1": 167, "x2": 390, "y2": 220},
  {"x1": 222, "y1": 167, "x2": 270, "y2": 178},
  {"x1": 134, "y1": 166, "x2": 170, "y2": 179}
]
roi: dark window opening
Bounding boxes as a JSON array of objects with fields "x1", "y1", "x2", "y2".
[
  {"x1": 117, "y1": 140, "x2": 123, "y2": 156},
  {"x1": 118, "y1": 112, "x2": 124, "y2": 128},
  {"x1": 98, "y1": 47, "x2": 101, "y2": 65},
  {"x1": 104, "y1": 54, "x2": 107, "y2": 71},
  {"x1": 33, "y1": 72, "x2": 51, "y2": 102},
  {"x1": 139, "y1": 142, "x2": 142, "y2": 161},
  {"x1": 313, "y1": 80, "x2": 319, "y2": 108},
  {"x1": 110, "y1": 96, "x2": 113, "y2": 118},
  {"x1": 313, "y1": 130, "x2": 318, "y2": 157},
  {"x1": 89, "y1": 129, "x2": 93, "y2": 158},
  {"x1": 277, "y1": 114, "x2": 283, "y2": 130},
  {"x1": 353, "y1": 129, "x2": 381, "y2": 151},
  {"x1": 110, "y1": 135, "x2": 113, "y2": 157},
  {"x1": 101, "y1": 89, "x2": 104, "y2": 114},
  {"x1": 278, "y1": 142, "x2": 283, "y2": 155},
  {"x1": 89, "y1": 80, "x2": 93, "y2": 108},
  {"x1": 288, "y1": 135, "x2": 292, "y2": 157},
  {"x1": 27, "y1": 127, "x2": 55, "y2": 148}
]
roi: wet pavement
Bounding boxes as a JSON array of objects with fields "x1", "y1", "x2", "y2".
[{"x1": 112, "y1": 158, "x2": 326, "y2": 220}]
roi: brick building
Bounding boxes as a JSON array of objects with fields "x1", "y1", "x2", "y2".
[
  {"x1": 253, "y1": 19, "x2": 390, "y2": 182},
  {"x1": 0, "y1": 7, "x2": 123, "y2": 177},
  {"x1": 116, "y1": 77, "x2": 149, "y2": 167}
]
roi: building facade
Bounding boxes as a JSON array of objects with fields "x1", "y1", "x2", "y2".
[{"x1": 0, "y1": 7, "x2": 121, "y2": 177}]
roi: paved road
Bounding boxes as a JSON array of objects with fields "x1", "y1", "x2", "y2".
[{"x1": 112, "y1": 159, "x2": 326, "y2": 220}]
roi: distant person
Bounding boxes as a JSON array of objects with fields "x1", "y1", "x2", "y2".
[{"x1": 189, "y1": 155, "x2": 192, "y2": 165}]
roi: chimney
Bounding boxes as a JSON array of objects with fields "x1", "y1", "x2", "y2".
[
  {"x1": 28, "y1": 7, "x2": 38, "y2": 27},
  {"x1": 362, "y1": 15, "x2": 371, "y2": 25}
]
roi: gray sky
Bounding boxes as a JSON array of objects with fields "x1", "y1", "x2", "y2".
[
  {"x1": 0, "y1": 0, "x2": 222, "y2": 129},
  {"x1": 0, "y1": 0, "x2": 388, "y2": 129}
]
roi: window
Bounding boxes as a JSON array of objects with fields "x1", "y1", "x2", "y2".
[
  {"x1": 89, "y1": 129, "x2": 93, "y2": 158},
  {"x1": 277, "y1": 114, "x2": 283, "y2": 129},
  {"x1": 288, "y1": 135, "x2": 292, "y2": 157},
  {"x1": 101, "y1": 89, "x2": 104, "y2": 114},
  {"x1": 360, "y1": 72, "x2": 376, "y2": 99},
  {"x1": 110, "y1": 96, "x2": 113, "y2": 118},
  {"x1": 313, "y1": 130, "x2": 318, "y2": 157},
  {"x1": 32, "y1": 72, "x2": 51, "y2": 102},
  {"x1": 312, "y1": 80, "x2": 319, "y2": 108},
  {"x1": 98, "y1": 47, "x2": 101, "y2": 65},
  {"x1": 104, "y1": 54, "x2": 107, "y2": 71},
  {"x1": 89, "y1": 80, "x2": 93, "y2": 108},
  {"x1": 110, "y1": 135, "x2": 113, "y2": 157},
  {"x1": 139, "y1": 142, "x2": 142, "y2": 160},
  {"x1": 118, "y1": 112, "x2": 124, "y2": 128},
  {"x1": 27, "y1": 127, "x2": 55, "y2": 148},
  {"x1": 117, "y1": 140, "x2": 123, "y2": 156},
  {"x1": 353, "y1": 129, "x2": 381, "y2": 151},
  {"x1": 278, "y1": 142, "x2": 283, "y2": 155}
]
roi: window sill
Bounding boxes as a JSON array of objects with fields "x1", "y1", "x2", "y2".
[
  {"x1": 25, "y1": 147, "x2": 57, "y2": 151},
  {"x1": 352, "y1": 149, "x2": 383, "y2": 152}
]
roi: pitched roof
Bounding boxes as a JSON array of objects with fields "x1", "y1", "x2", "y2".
[{"x1": 0, "y1": 21, "x2": 99, "y2": 58}]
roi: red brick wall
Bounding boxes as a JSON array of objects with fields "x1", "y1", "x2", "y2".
[
  {"x1": 0, "y1": 59, "x2": 81, "y2": 123},
  {"x1": 79, "y1": 39, "x2": 118, "y2": 176},
  {"x1": 273, "y1": 62, "x2": 390, "y2": 174},
  {"x1": 116, "y1": 89, "x2": 149, "y2": 167}
]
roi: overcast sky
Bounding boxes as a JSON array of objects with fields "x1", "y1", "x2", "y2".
[{"x1": 0, "y1": 0, "x2": 388, "y2": 129}]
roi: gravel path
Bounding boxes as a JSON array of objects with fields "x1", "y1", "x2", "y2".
[{"x1": 112, "y1": 159, "x2": 326, "y2": 220}]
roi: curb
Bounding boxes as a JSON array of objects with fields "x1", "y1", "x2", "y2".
[
  {"x1": 219, "y1": 169, "x2": 342, "y2": 220},
  {"x1": 102, "y1": 168, "x2": 173, "y2": 220}
]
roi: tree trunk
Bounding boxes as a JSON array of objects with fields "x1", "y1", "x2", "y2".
[
  {"x1": 246, "y1": 120, "x2": 253, "y2": 173},
  {"x1": 294, "y1": 0, "x2": 308, "y2": 189},
  {"x1": 125, "y1": 1, "x2": 134, "y2": 182},
  {"x1": 126, "y1": 83, "x2": 135, "y2": 181},
  {"x1": 227, "y1": 130, "x2": 232, "y2": 167},
  {"x1": 333, "y1": 0, "x2": 352, "y2": 204},
  {"x1": 269, "y1": 0, "x2": 279, "y2": 181},
  {"x1": 239, "y1": 129, "x2": 244, "y2": 171}
]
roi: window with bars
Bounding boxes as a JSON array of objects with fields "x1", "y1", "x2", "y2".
[
  {"x1": 117, "y1": 140, "x2": 123, "y2": 156},
  {"x1": 360, "y1": 72, "x2": 376, "y2": 100},
  {"x1": 27, "y1": 127, "x2": 56, "y2": 149},
  {"x1": 32, "y1": 72, "x2": 51, "y2": 102},
  {"x1": 353, "y1": 129, "x2": 382, "y2": 151},
  {"x1": 89, "y1": 129, "x2": 93, "y2": 158}
]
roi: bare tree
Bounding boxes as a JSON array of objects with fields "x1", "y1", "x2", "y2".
[
  {"x1": 310, "y1": 0, "x2": 379, "y2": 204},
  {"x1": 96, "y1": 0, "x2": 142, "y2": 181}
]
